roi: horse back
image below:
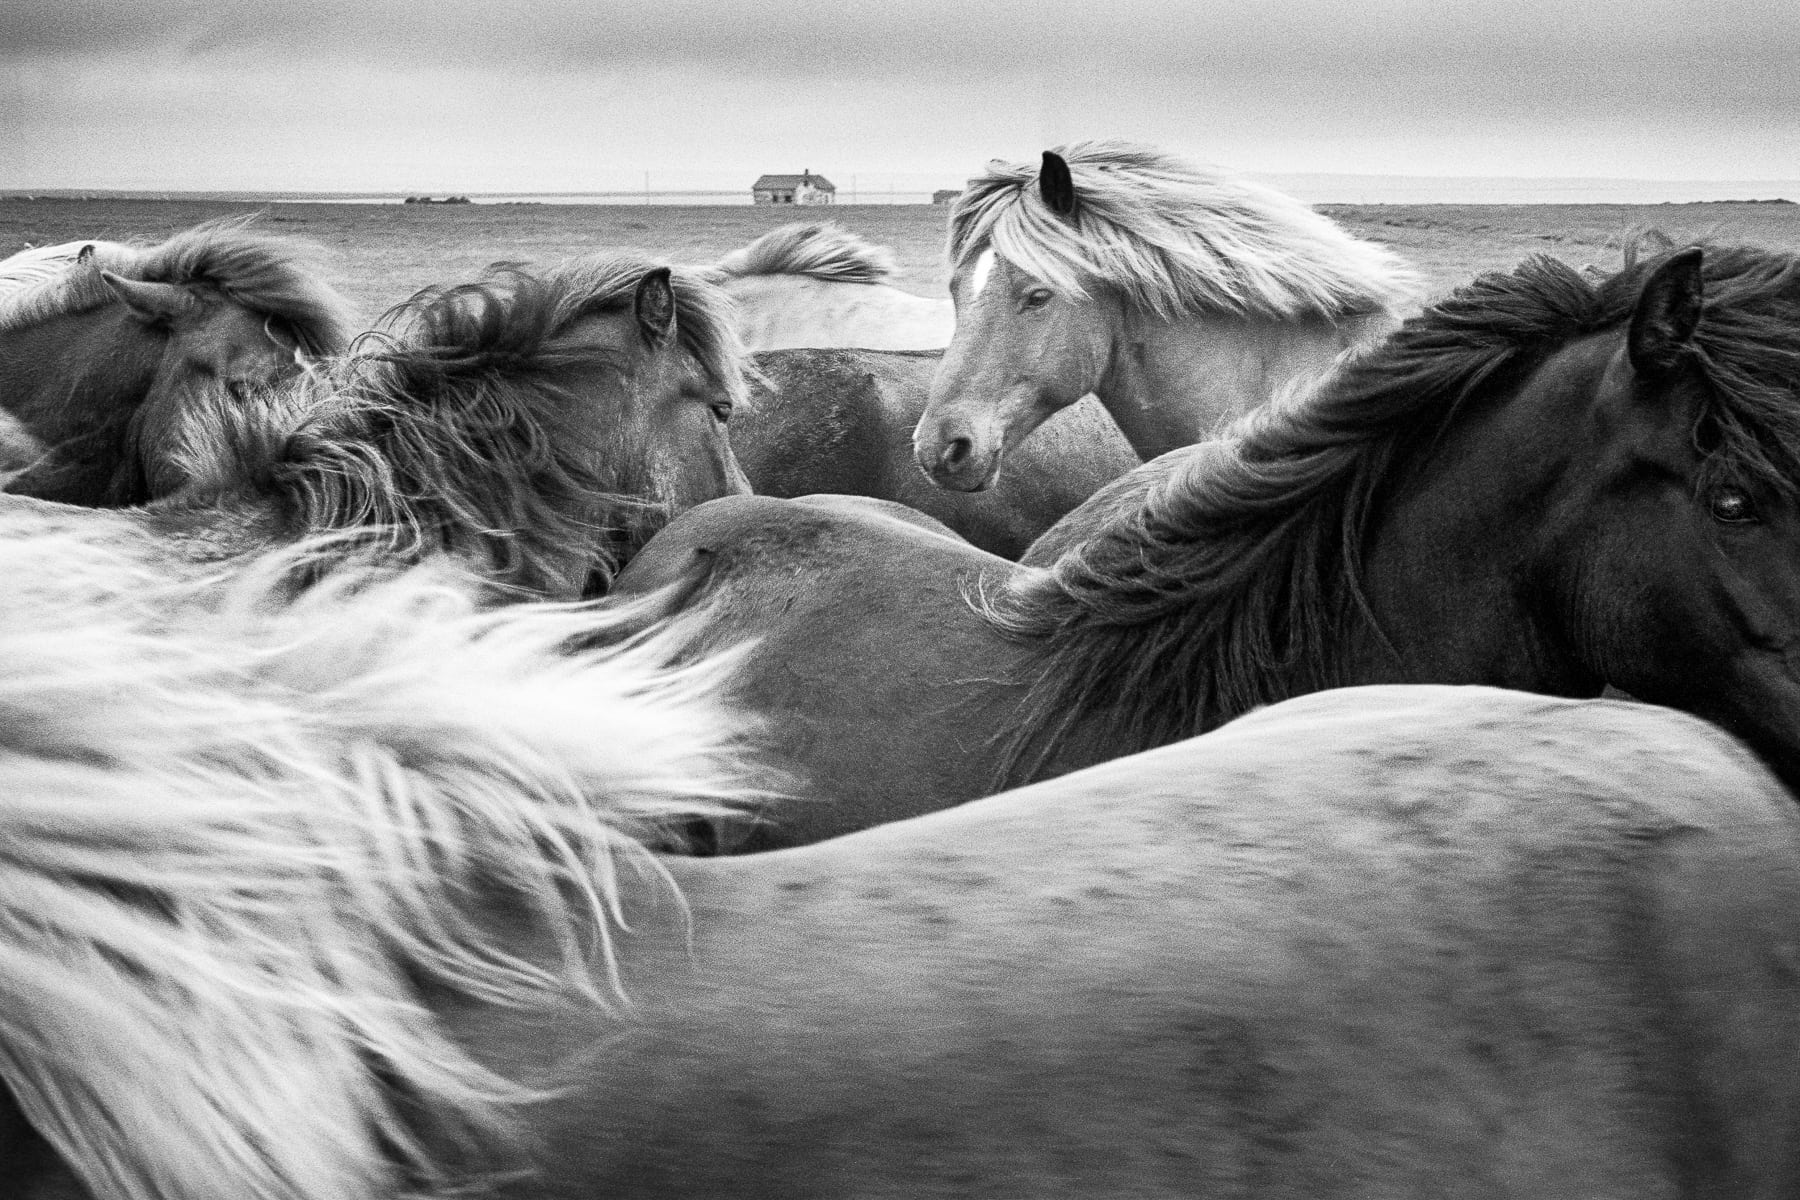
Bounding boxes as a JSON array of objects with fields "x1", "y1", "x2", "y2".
[
  {"x1": 612, "y1": 492, "x2": 1030, "y2": 846},
  {"x1": 464, "y1": 686, "x2": 1800, "y2": 1196}
]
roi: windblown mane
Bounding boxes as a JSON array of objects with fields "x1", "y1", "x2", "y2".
[
  {"x1": 163, "y1": 254, "x2": 747, "y2": 597},
  {"x1": 0, "y1": 216, "x2": 360, "y2": 356},
  {"x1": 714, "y1": 222, "x2": 898, "y2": 283},
  {"x1": 0, "y1": 519, "x2": 759, "y2": 1200},
  {"x1": 947, "y1": 139, "x2": 1419, "y2": 322},
  {"x1": 985, "y1": 244, "x2": 1800, "y2": 779}
]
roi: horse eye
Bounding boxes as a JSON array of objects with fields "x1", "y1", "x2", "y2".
[
  {"x1": 1710, "y1": 489, "x2": 1758, "y2": 524},
  {"x1": 1022, "y1": 289, "x2": 1054, "y2": 310},
  {"x1": 710, "y1": 402, "x2": 732, "y2": 423}
]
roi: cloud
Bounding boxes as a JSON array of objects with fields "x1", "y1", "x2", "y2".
[{"x1": 3, "y1": 0, "x2": 1796, "y2": 189}]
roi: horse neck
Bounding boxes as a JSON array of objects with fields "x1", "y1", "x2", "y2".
[
  {"x1": 0, "y1": 307, "x2": 164, "y2": 504},
  {"x1": 1094, "y1": 309, "x2": 1364, "y2": 461},
  {"x1": 0, "y1": 306, "x2": 161, "y2": 434},
  {"x1": 1005, "y1": 339, "x2": 1616, "y2": 785},
  {"x1": 1349, "y1": 343, "x2": 1615, "y2": 697}
]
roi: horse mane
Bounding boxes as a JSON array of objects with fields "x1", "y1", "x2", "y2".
[
  {"x1": 984, "y1": 243, "x2": 1800, "y2": 780},
  {"x1": 0, "y1": 520, "x2": 761, "y2": 1200},
  {"x1": 0, "y1": 216, "x2": 360, "y2": 356},
  {"x1": 946, "y1": 139, "x2": 1420, "y2": 322},
  {"x1": 164, "y1": 254, "x2": 747, "y2": 597},
  {"x1": 714, "y1": 221, "x2": 898, "y2": 284}
]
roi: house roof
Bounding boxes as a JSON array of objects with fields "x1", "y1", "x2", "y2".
[{"x1": 752, "y1": 173, "x2": 837, "y2": 192}]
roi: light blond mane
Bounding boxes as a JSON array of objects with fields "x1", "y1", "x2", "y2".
[
  {"x1": 0, "y1": 517, "x2": 762, "y2": 1200},
  {"x1": 0, "y1": 216, "x2": 359, "y2": 355},
  {"x1": 715, "y1": 222, "x2": 898, "y2": 284},
  {"x1": 947, "y1": 139, "x2": 1420, "y2": 322}
]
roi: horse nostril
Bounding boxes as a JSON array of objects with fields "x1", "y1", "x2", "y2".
[{"x1": 942, "y1": 437, "x2": 973, "y2": 470}]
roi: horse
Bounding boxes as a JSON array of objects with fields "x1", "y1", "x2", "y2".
[
  {"x1": 610, "y1": 241, "x2": 1800, "y2": 848},
  {"x1": 5, "y1": 529, "x2": 1799, "y2": 1200},
  {"x1": 709, "y1": 221, "x2": 955, "y2": 350},
  {"x1": 0, "y1": 219, "x2": 360, "y2": 506},
  {"x1": 914, "y1": 140, "x2": 1421, "y2": 492},
  {"x1": 10, "y1": 252, "x2": 751, "y2": 600},
  {"x1": 730, "y1": 347, "x2": 1137, "y2": 558}
]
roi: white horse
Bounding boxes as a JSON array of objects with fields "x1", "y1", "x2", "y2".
[
  {"x1": 710, "y1": 222, "x2": 955, "y2": 350},
  {"x1": 6, "y1": 509, "x2": 1800, "y2": 1200},
  {"x1": 916, "y1": 140, "x2": 1423, "y2": 490}
]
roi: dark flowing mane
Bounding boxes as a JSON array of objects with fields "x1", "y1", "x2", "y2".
[
  {"x1": 167, "y1": 254, "x2": 746, "y2": 597},
  {"x1": 985, "y1": 243, "x2": 1800, "y2": 779},
  {"x1": 0, "y1": 216, "x2": 360, "y2": 356}
]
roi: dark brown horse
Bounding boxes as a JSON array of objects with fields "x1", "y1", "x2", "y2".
[
  {"x1": 614, "y1": 242, "x2": 1800, "y2": 847},
  {"x1": 730, "y1": 347, "x2": 1136, "y2": 558},
  {"x1": 4, "y1": 523, "x2": 1799, "y2": 1200},
  {"x1": 12, "y1": 252, "x2": 751, "y2": 599},
  {"x1": 0, "y1": 220, "x2": 360, "y2": 506}
]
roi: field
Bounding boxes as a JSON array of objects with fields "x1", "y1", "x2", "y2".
[{"x1": 6, "y1": 197, "x2": 1800, "y2": 319}]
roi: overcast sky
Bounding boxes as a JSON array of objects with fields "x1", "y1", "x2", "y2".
[{"x1": 3, "y1": 0, "x2": 1795, "y2": 192}]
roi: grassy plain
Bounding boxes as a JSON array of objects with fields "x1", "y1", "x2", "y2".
[{"x1": 5, "y1": 197, "x2": 1800, "y2": 321}]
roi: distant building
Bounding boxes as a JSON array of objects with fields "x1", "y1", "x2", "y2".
[
  {"x1": 752, "y1": 170, "x2": 837, "y2": 205},
  {"x1": 932, "y1": 189, "x2": 962, "y2": 205}
]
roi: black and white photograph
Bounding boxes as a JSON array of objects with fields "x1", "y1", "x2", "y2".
[{"x1": 5, "y1": 0, "x2": 1800, "y2": 1196}]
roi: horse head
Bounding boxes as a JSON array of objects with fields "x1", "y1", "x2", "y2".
[
  {"x1": 1348, "y1": 244, "x2": 1800, "y2": 795},
  {"x1": 0, "y1": 221, "x2": 357, "y2": 509},
  {"x1": 100, "y1": 271, "x2": 322, "y2": 502},
  {"x1": 917, "y1": 141, "x2": 1416, "y2": 493},
  {"x1": 917, "y1": 239, "x2": 1110, "y2": 491},
  {"x1": 538, "y1": 260, "x2": 751, "y2": 578}
]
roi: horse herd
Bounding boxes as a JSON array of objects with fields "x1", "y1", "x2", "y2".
[{"x1": 6, "y1": 139, "x2": 1800, "y2": 1197}]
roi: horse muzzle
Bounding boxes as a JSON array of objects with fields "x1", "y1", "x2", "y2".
[{"x1": 913, "y1": 423, "x2": 1002, "y2": 492}]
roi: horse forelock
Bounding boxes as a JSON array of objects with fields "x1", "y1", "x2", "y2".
[
  {"x1": 0, "y1": 218, "x2": 360, "y2": 355},
  {"x1": 716, "y1": 221, "x2": 898, "y2": 284},
  {"x1": 0, "y1": 524, "x2": 762, "y2": 1200},
  {"x1": 985, "y1": 243, "x2": 1800, "y2": 777},
  {"x1": 947, "y1": 139, "x2": 1420, "y2": 322}
]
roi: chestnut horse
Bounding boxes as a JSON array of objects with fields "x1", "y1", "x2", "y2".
[
  {"x1": 613, "y1": 243, "x2": 1800, "y2": 847},
  {"x1": 0, "y1": 220, "x2": 359, "y2": 505},
  {"x1": 710, "y1": 221, "x2": 954, "y2": 350},
  {"x1": 11, "y1": 253, "x2": 751, "y2": 599},
  {"x1": 915, "y1": 141, "x2": 1420, "y2": 491},
  {"x1": 3, "y1": 526, "x2": 1797, "y2": 1199}
]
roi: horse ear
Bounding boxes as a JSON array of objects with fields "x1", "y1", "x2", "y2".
[
  {"x1": 100, "y1": 271, "x2": 198, "y2": 324},
  {"x1": 1039, "y1": 151, "x2": 1078, "y2": 220},
  {"x1": 634, "y1": 267, "x2": 677, "y2": 345},
  {"x1": 1628, "y1": 247, "x2": 1704, "y2": 375}
]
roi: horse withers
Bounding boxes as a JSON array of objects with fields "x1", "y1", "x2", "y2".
[
  {"x1": 915, "y1": 140, "x2": 1419, "y2": 491},
  {"x1": 613, "y1": 241, "x2": 1800, "y2": 848},
  {"x1": 0, "y1": 220, "x2": 358, "y2": 506}
]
